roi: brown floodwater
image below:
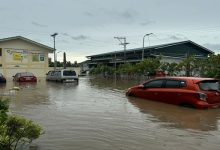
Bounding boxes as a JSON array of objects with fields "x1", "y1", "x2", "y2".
[{"x1": 1, "y1": 77, "x2": 220, "y2": 150}]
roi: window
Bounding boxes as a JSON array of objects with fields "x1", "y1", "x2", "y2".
[
  {"x1": 199, "y1": 80, "x2": 220, "y2": 91},
  {"x1": 165, "y1": 80, "x2": 186, "y2": 88},
  {"x1": 0, "y1": 48, "x2": 2, "y2": 56},
  {"x1": 144, "y1": 80, "x2": 164, "y2": 88},
  {"x1": 63, "y1": 70, "x2": 76, "y2": 76},
  {"x1": 32, "y1": 53, "x2": 45, "y2": 62}
]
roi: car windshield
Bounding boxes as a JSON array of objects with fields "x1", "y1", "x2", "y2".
[
  {"x1": 63, "y1": 70, "x2": 76, "y2": 76},
  {"x1": 20, "y1": 72, "x2": 34, "y2": 76},
  {"x1": 199, "y1": 80, "x2": 220, "y2": 91}
]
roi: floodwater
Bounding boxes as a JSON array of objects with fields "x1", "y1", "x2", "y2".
[{"x1": 1, "y1": 77, "x2": 220, "y2": 150}]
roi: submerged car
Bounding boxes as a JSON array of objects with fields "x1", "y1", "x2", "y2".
[
  {"x1": 13, "y1": 72, "x2": 37, "y2": 82},
  {"x1": 46, "y1": 69, "x2": 78, "y2": 83},
  {"x1": 126, "y1": 77, "x2": 220, "y2": 109},
  {"x1": 0, "y1": 73, "x2": 6, "y2": 83}
]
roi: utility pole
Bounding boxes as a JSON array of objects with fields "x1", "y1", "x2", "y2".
[
  {"x1": 51, "y1": 33, "x2": 58, "y2": 70},
  {"x1": 142, "y1": 33, "x2": 153, "y2": 61},
  {"x1": 63, "y1": 52, "x2": 66, "y2": 69},
  {"x1": 114, "y1": 37, "x2": 129, "y2": 63}
]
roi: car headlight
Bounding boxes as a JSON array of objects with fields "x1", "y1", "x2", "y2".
[{"x1": 198, "y1": 92, "x2": 207, "y2": 101}]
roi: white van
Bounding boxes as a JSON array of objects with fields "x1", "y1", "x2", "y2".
[{"x1": 46, "y1": 69, "x2": 78, "y2": 83}]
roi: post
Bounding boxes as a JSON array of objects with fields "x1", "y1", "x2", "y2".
[
  {"x1": 63, "y1": 52, "x2": 66, "y2": 69},
  {"x1": 114, "y1": 36, "x2": 129, "y2": 64},
  {"x1": 123, "y1": 38, "x2": 126, "y2": 63},
  {"x1": 142, "y1": 33, "x2": 153, "y2": 61},
  {"x1": 51, "y1": 33, "x2": 58, "y2": 70}
]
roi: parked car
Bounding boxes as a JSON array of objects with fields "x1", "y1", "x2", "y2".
[
  {"x1": 46, "y1": 69, "x2": 78, "y2": 83},
  {"x1": 13, "y1": 72, "x2": 37, "y2": 82},
  {"x1": 126, "y1": 77, "x2": 220, "y2": 109},
  {"x1": 0, "y1": 73, "x2": 6, "y2": 83}
]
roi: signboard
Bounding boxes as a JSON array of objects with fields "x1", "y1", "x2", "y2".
[
  {"x1": 6, "y1": 49, "x2": 45, "y2": 63},
  {"x1": 13, "y1": 53, "x2": 22, "y2": 61}
]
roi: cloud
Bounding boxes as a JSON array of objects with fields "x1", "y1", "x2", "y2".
[
  {"x1": 59, "y1": 40, "x2": 69, "y2": 44},
  {"x1": 62, "y1": 33, "x2": 70, "y2": 37},
  {"x1": 120, "y1": 10, "x2": 138, "y2": 20},
  {"x1": 140, "y1": 20, "x2": 155, "y2": 26},
  {"x1": 169, "y1": 34, "x2": 188, "y2": 41},
  {"x1": 203, "y1": 43, "x2": 220, "y2": 51},
  {"x1": 61, "y1": 33, "x2": 89, "y2": 41},
  {"x1": 84, "y1": 11, "x2": 94, "y2": 17},
  {"x1": 31, "y1": 21, "x2": 47, "y2": 27},
  {"x1": 71, "y1": 35, "x2": 89, "y2": 40}
]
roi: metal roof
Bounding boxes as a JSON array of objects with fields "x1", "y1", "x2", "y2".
[
  {"x1": 87, "y1": 40, "x2": 214, "y2": 58},
  {"x1": 0, "y1": 36, "x2": 54, "y2": 53}
]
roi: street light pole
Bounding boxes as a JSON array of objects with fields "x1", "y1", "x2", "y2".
[
  {"x1": 142, "y1": 33, "x2": 153, "y2": 61},
  {"x1": 51, "y1": 33, "x2": 58, "y2": 70}
]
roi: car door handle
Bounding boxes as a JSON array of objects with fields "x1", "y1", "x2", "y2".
[
  {"x1": 177, "y1": 93, "x2": 182, "y2": 96},
  {"x1": 154, "y1": 92, "x2": 158, "y2": 95}
]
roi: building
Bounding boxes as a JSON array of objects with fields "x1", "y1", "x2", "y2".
[
  {"x1": 86, "y1": 40, "x2": 214, "y2": 70},
  {"x1": 0, "y1": 36, "x2": 54, "y2": 77}
]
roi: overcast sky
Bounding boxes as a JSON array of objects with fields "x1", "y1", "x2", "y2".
[{"x1": 0, "y1": 0, "x2": 220, "y2": 62}]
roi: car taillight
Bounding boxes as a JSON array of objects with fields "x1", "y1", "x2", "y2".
[{"x1": 198, "y1": 92, "x2": 207, "y2": 101}]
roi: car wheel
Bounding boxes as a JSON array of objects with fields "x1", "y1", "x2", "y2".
[
  {"x1": 179, "y1": 103, "x2": 195, "y2": 109},
  {"x1": 127, "y1": 92, "x2": 135, "y2": 97}
]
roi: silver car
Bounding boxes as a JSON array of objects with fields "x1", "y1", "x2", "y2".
[{"x1": 46, "y1": 69, "x2": 78, "y2": 83}]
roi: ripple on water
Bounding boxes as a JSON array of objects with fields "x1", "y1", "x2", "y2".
[{"x1": 4, "y1": 78, "x2": 220, "y2": 150}]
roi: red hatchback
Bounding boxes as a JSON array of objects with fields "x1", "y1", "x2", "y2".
[
  {"x1": 13, "y1": 72, "x2": 37, "y2": 82},
  {"x1": 126, "y1": 77, "x2": 220, "y2": 109}
]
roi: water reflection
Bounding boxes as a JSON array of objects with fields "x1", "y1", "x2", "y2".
[
  {"x1": 88, "y1": 77, "x2": 141, "y2": 90},
  {"x1": 128, "y1": 96, "x2": 220, "y2": 131}
]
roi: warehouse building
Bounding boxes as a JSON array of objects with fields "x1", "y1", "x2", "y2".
[{"x1": 85, "y1": 40, "x2": 214, "y2": 70}]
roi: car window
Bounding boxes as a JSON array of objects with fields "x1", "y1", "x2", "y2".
[
  {"x1": 54, "y1": 71, "x2": 61, "y2": 76},
  {"x1": 63, "y1": 70, "x2": 76, "y2": 76},
  {"x1": 50, "y1": 71, "x2": 55, "y2": 76},
  {"x1": 143, "y1": 80, "x2": 164, "y2": 88},
  {"x1": 165, "y1": 80, "x2": 186, "y2": 88},
  {"x1": 199, "y1": 80, "x2": 220, "y2": 91}
]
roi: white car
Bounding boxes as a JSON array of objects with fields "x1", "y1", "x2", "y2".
[{"x1": 46, "y1": 69, "x2": 78, "y2": 83}]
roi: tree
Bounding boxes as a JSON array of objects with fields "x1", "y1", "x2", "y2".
[
  {"x1": 202, "y1": 54, "x2": 220, "y2": 78},
  {"x1": 0, "y1": 99, "x2": 43, "y2": 150},
  {"x1": 160, "y1": 62, "x2": 178, "y2": 76}
]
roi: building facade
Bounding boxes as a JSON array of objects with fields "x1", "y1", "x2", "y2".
[
  {"x1": 86, "y1": 40, "x2": 214, "y2": 70},
  {"x1": 0, "y1": 36, "x2": 54, "y2": 78}
]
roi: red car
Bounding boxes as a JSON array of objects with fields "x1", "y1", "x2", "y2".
[
  {"x1": 13, "y1": 72, "x2": 37, "y2": 82},
  {"x1": 126, "y1": 77, "x2": 220, "y2": 109}
]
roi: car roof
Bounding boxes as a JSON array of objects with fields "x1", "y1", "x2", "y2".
[
  {"x1": 16, "y1": 72, "x2": 34, "y2": 76},
  {"x1": 153, "y1": 76, "x2": 217, "y2": 83},
  {"x1": 49, "y1": 69, "x2": 75, "y2": 71}
]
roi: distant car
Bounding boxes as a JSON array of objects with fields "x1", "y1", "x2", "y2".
[
  {"x1": 13, "y1": 72, "x2": 37, "y2": 82},
  {"x1": 126, "y1": 77, "x2": 220, "y2": 109},
  {"x1": 46, "y1": 69, "x2": 78, "y2": 83},
  {"x1": 0, "y1": 73, "x2": 6, "y2": 83}
]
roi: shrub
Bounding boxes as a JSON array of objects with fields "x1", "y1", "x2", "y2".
[{"x1": 0, "y1": 99, "x2": 43, "y2": 150}]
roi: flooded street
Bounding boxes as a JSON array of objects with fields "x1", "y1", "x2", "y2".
[{"x1": 1, "y1": 77, "x2": 220, "y2": 150}]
